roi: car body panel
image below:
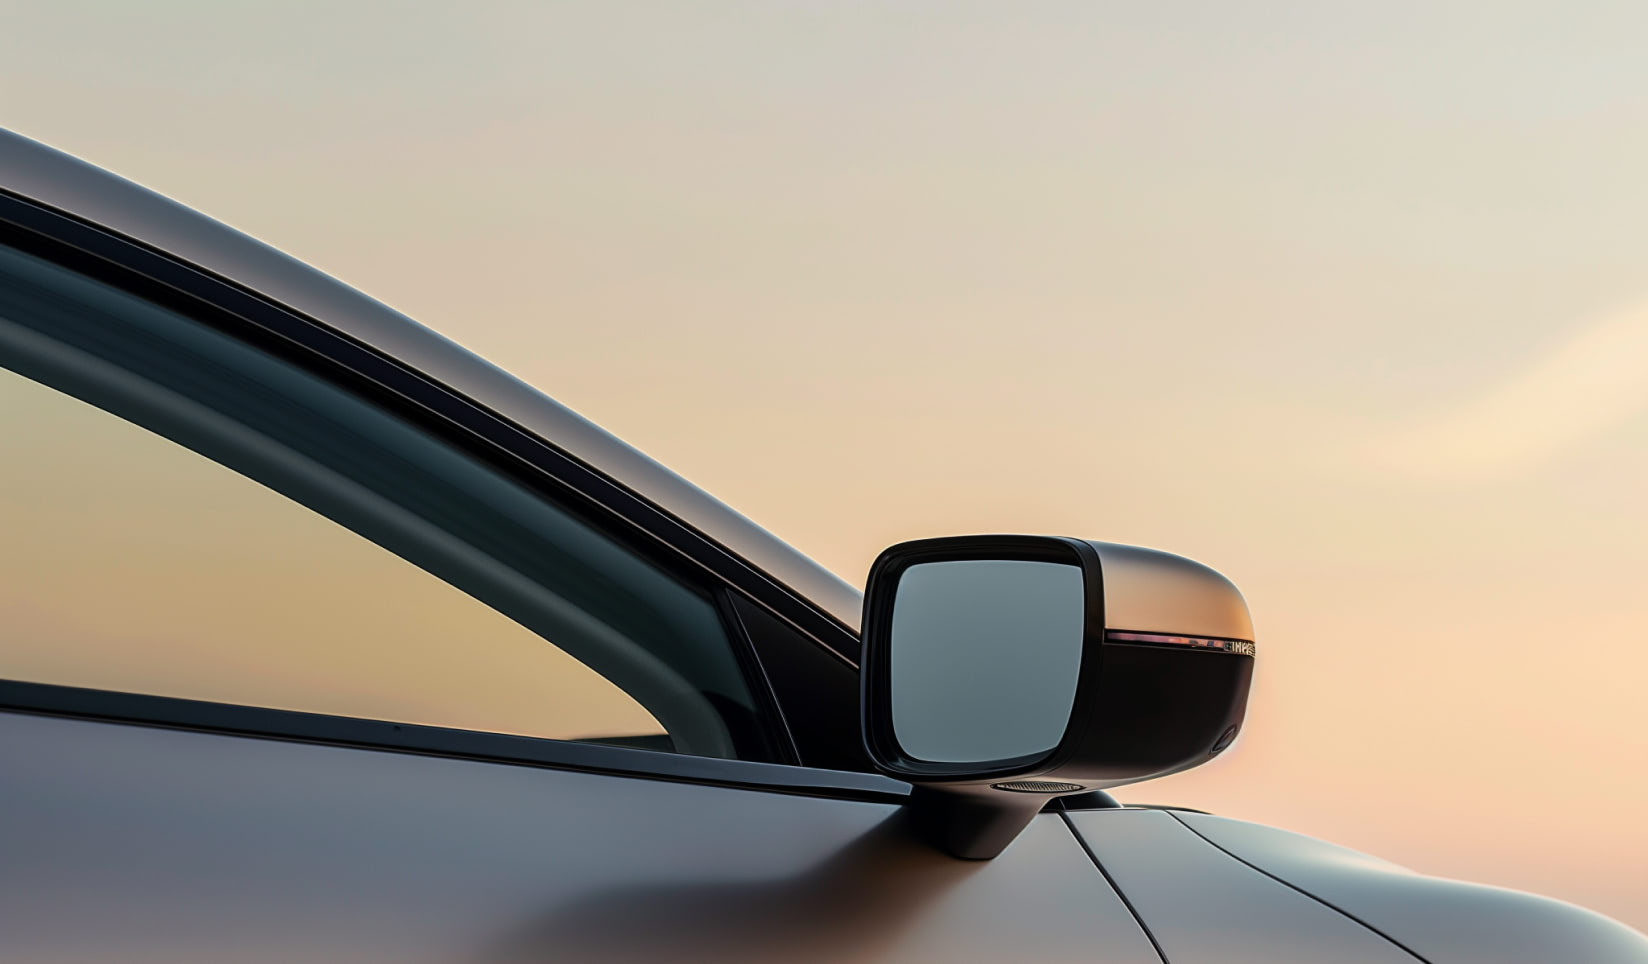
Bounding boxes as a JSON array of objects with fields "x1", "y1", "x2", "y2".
[
  {"x1": 0, "y1": 127, "x2": 865, "y2": 633},
  {"x1": 0, "y1": 710, "x2": 1163, "y2": 964},
  {"x1": 1066, "y1": 808, "x2": 1427, "y2": 963},
  {"x1": 1175, "y1": 811, "x2": 1648, "y2": 964}
]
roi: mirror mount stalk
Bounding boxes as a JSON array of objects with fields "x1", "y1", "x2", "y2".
[{"x1": 905, "y1": 785, "x2": 1059, "y2": 860}]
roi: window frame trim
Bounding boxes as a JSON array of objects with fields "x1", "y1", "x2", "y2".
[
  {"x1": 0, "y1": 679, "x2": 908, "y2": 803},
  {"x1": 0, "y1": 188, "x2": 871, "y2": 791}
]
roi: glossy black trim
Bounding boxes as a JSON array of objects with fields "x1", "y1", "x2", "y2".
[
  {"x1": 0, "y1": 188, "x2": 862, "y2": 672},
  {"x1": 729, "y1": 593, "x2": 871, "y2": 772},
  {"x1": 0, "y1": 679, "x2": 909, "y2": 803},
  {"x1": 716, "y1": 586, "x2": 800, "y2": 766}
]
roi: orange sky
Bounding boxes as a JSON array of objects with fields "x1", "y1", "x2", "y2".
[{"x1": 5, "y1": 0, "x2": 1646, "y2": 930}]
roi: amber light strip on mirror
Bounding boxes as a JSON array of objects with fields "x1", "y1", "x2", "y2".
[{"x1": 1105, "y1": 631, "x2": 1255, "y2": 656}]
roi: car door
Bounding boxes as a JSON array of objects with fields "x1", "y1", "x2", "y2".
[{"x1": 0, "y1": 182, "x2": 1162, "y2": 963}]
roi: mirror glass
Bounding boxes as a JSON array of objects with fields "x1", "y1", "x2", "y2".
[{"x1": 889, "y1": 559, "x2": 1085, "y2": 764}]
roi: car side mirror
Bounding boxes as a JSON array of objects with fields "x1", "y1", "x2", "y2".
[{"x1": 860, "y1": 535, "x2": 1255, "y2": 859}]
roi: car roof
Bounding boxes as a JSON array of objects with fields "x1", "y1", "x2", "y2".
[{"x1": 0, "y1": 127, "x2": 865, "y2": 633}]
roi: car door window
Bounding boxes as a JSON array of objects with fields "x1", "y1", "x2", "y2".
[{"x1": 0, "y1": 239, "x2": 774, "y2": 761}]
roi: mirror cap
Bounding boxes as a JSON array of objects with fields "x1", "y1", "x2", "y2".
[
  {"x1": 860, "y1": 535, "x2": 1255, "y2": 857},
  {"x1": 1094, "y1": 541, "x2": 1253, "y2": 644}
]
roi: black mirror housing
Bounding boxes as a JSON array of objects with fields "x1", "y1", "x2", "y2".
[{"x1": 860, "y1": 535, "x2": 1255, "y2": 859}]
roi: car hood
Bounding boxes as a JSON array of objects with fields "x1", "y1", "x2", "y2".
[{"x1": 1065, "y1": 808, "x2": 1648, "y2": 963}]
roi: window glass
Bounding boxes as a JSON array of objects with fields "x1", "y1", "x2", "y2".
[{"x1": 0, "y1": 241, "x2": 770, "y2": 760}]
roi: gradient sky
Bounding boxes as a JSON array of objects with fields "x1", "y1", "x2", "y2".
[{"x1": 6, "y1": 0, "x2": 1648, "y2": 929}]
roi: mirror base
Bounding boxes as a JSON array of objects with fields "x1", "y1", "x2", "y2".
[{"x1": 905, "y1": 785, "x2": 1061, "y2": 860}]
